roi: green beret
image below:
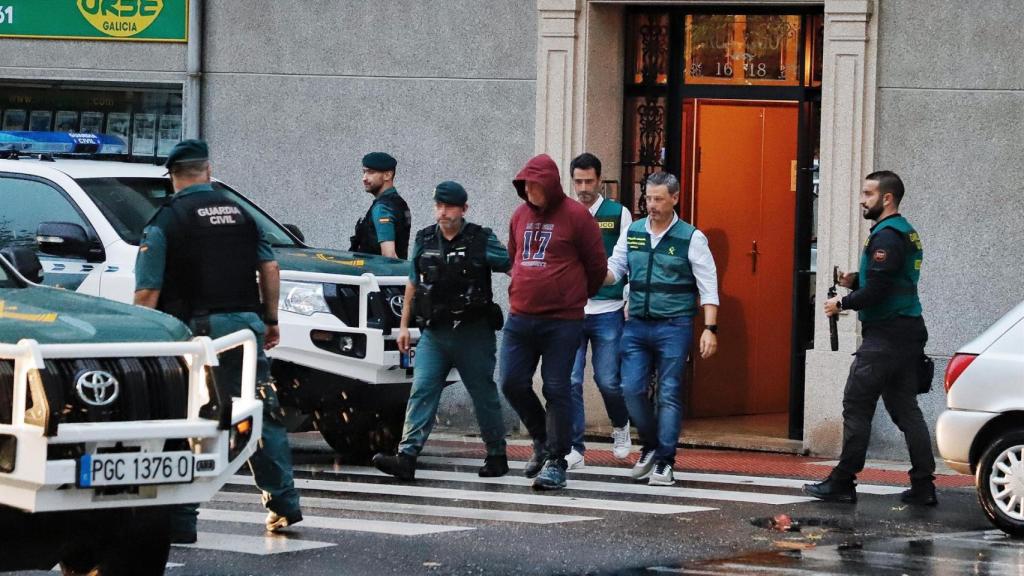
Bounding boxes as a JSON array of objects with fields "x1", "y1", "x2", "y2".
[
  {"x1": 433, "y1": 181, "x2": 468, "y2": 206},
  {"x1": 164, "y1": 139, "x2": 209, "y2": 169},
  {"x1": 362, "y1": 152, "x2": 397, "y2": 172}
]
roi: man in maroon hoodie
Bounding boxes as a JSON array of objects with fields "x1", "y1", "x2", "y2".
[{"x1": 501, "y1": 154, "x2": 608, "y2": 490}]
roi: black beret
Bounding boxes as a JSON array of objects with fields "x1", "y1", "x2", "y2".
[
  {"x1": 433, "y1": 181, "x2": 468, "y2": 206},
  {"x1": 164, "y1": 139, "x2": 209, "y2": 169},
  {"x1": 362, "y1": 152, "x2": 397, "y2": 172}
]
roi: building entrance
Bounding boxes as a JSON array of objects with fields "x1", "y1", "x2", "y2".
[{"x1": 619, "y1": 9, "x2": 823, "y2": 442}]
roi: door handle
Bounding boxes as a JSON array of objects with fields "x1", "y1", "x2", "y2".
[{"x1": 748, "y1": 240, "x2": 760, "y2": 274}]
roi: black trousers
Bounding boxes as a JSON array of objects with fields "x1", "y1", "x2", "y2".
[{"x1": 833, "y1": 345, "x2": 935, "y2": 484}]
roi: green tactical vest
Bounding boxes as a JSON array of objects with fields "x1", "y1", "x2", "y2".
[
  {"x1": 593, "y1": 199, "x2": 627, "y2": 301},
  {"x1": 626, "y1": 218, "x2": 699, "y2": 319},
  {"x1": 857, "y1": 215, "x2": 923, "y2": 323}
]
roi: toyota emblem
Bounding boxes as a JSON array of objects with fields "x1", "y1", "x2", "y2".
[
  {"x1": 75, "y1": 370, "x2": 120, "y2": 407},
  {"x1": 389, "y1": 295, "x2": 404, "y2": 317}
]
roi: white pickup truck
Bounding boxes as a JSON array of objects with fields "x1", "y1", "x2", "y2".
[
  {"x1": 0, "y1": 248, "x2": 261, "y2": 574},
  {"x1": 0, "y1": 132, "x2": 419, "y2": 461}
]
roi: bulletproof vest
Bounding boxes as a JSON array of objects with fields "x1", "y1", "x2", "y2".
[
  {"x1": 857, "y1": 215, "x2": 923, "y2": 323},
  {"x1": 350, "y1": 189, "x2": 411, "y2": 259},
  {"x1": 593, "y1": 198, "x2": 627, "y2": 301},
  {"x1": 157, "y1": 186, "x2": 262, "y2": 322},
  {"x1": 625, "y1": 218, "x2": 699, "y2": 319},
  {"x1": 412, "y1": 222, "x2": 493, "y2": 328}
]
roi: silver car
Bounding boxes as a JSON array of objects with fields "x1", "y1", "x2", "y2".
[{"x1": 937, "y1": 301, "x2": 1024, "y2": 536}]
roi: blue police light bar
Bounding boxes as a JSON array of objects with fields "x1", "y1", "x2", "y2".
[{"x1": 0, "y1": 131, "x2": 128, "y2": 155}]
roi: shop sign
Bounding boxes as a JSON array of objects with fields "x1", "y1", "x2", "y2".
[{"x1": 0, "y1": 0, "x2": 187, "y2": 43}]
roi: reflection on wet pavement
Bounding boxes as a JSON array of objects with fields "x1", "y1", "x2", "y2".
[{"x1": 644, "y1": 530, "x2": 1024, "y2": 575}]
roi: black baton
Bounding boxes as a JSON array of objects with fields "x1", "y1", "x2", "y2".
[{"x1": 828, "y1": 265, "x2": 839, "y2": 351}]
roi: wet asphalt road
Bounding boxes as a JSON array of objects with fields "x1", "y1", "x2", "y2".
[{"x1": 16, "y1": 442, "x2": 1007, "y2": 575}]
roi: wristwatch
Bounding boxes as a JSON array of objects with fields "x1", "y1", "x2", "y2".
[
  {"x1": 704, "y1": 324, "x2": 718, "y2": 335},
  {"x1": 264, "y1": 318, "x2": 279, "y2": 326}
]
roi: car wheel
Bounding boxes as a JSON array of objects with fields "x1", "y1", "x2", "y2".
[
  {"x1": 315, "y1": 404, "x2": 404, "y2": 464},
  {"x1": 976, "y1": 429, "x2": 1024, "y2": 538}
]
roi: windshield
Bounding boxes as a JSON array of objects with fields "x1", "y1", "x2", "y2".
[{"x1": 75, "y1": 177, "x2": 299, "y2": 247}]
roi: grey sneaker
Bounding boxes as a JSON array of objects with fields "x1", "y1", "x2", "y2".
[
  {"x1": 532, "y1": 459, "x2": 567, "y2": 491},
  {"x1": 648, "y1": 462, "x2": 674, "y2": 486},
  {"x1": 631, "y1": 448, "x2": 656, "y2": 480}
]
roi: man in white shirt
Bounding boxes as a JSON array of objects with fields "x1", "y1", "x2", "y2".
[
  {"x1": 604, "y1": 171, "x2": 719, "y2": 486},
  {"x1": 566, "y1": 153, "x2": 632, "y2": 470}
]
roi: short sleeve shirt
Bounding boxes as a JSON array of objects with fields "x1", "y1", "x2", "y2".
[
  {"x1": 371, "y1": 188, "x2": 401, "y2": 243},
  {"x1": 134, "y1": 183, "x2": 275, "y2": 290},
  {"x1": 408, "y1": 221, "x2": 511, "y2": 284}
]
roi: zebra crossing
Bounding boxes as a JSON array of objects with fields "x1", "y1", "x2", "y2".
[{"x1": 171, "y1": 456, "x2": 906, "y2": 557}]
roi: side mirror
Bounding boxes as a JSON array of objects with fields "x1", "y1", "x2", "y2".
[
  {"x1": 0, "y1": 246, "x2": 43, "y2": 283},
  {"x1": 36, "y1": 222, "x2": 93, "y2": 260},
  {"x1": 284, "y1": 224, "x2": 305, "y2": 243}
]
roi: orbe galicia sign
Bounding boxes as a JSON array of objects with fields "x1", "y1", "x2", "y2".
[{"x1": 0, "y1": 0, "x2": 187, "y2": 42}]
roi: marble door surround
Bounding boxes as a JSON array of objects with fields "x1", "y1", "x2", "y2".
[{"x1": 533, "y1": 0, "x2": 878, "y2": 456}]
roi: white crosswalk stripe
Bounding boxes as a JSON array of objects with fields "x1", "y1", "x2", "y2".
[
  {"x1": 291, "y1": 463, "x2": 817, "y2": 505},
  {"x1": 213, "y1": 492, "x2": 602, "y2": 524},
  {"x1": 415, "y1": 456, "x2": 907, "y2": 495},
  {"x1": 171, "y1": 457, "x2": 906, "y2": 556}
]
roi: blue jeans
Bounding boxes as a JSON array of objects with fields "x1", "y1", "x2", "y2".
[
  {"x1": 570, "y1": 309, "x2": 629, "y2": 453},
  {"x1": 620, "y1": 316, "x2": 694, "y2": 466},
  {"x1": 500, "y1": 314, "x2": 583, "y2": 460},
  {"x1": 399, "y1": 318, "x2": 506, "y2": 457}
]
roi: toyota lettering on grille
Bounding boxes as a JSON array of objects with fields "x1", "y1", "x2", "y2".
[{"x1": 75, "y1": 370, "x2": 120, "y2": 407}]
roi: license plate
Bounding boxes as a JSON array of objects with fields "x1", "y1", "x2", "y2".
[
  {"x1": 400, "y1": 348, "x2": 416, "y2": 369},
  {"x1": 77, "y1": 451, "x2": 194, "y2": 488}
]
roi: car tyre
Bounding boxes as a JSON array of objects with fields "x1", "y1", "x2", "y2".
[
  {"x1": 316, "y1": 403, "x2": 404, "y2": 464},
  {"x1": 976, "y1": 429, "x2": 1024, "y2": 538}
]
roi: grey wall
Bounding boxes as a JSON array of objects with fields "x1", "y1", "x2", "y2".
[
  {"x1": 200, "y1": 1, "x2": 538, "y2": 429},
  {"x1": 869, "y1": 0, "x2": 1024, "y2": 459}
]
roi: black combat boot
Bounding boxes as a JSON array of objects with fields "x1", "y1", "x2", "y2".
[
  {"x1": 900, "y1": 481, "x2": 938, "y2": 506},
  {"x1": 478, "y1": 454, "x2": 510, "y2": 478},
  {"x1": 372, "y1": 452, "x2": 416, "y2": 481},
  {"x1": 802, "y1": 475, "x2": 857, "y2": 503}
]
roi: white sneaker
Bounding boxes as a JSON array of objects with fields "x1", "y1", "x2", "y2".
[
  {"x1": 648, "y1": 462, "x2": 675, "y2": 486},
  {"x1": 611, "y1": 424, "x2": 632, "y2": 459},
  {"x1": 566, "y1": 448, "x2": 585, "y2": 470},
  {"x1": 631, "y1": 448, "x2": 656, "y2": 480}
]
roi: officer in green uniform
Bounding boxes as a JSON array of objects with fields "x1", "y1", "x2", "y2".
[
  {"x1": 804, "y1": 170, "x2": 936, "y2": 506},
  {"x1": 134, "y1": 140, "x2": 302, "y2": 543},
  {"x1": 372, "y1": 181, "x2": 511, "y2": 480},
  {"x1": 350, "y1": 152, "x2": 412, "y2": 259}
]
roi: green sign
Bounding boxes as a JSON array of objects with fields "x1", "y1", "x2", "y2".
[{"x1": 0, "y1": 0, "x2": 188, "y2": 43}]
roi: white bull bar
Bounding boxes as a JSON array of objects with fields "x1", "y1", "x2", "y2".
[{"x1": 0, "y1": 330, "x2": 263, "y2": 513}]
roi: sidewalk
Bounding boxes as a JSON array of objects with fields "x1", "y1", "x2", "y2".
[{"x1": 289, "y1": 432, "x2": 974, "y2": 489}]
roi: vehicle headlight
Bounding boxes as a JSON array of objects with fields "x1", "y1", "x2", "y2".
[{"x1": 279, "y1": 281, "x2": 330, "y2": 316}]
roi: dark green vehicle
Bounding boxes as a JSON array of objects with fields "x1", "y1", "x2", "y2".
[{"x1": 0, "y1": 248, "x2": 263, "y2": 575}]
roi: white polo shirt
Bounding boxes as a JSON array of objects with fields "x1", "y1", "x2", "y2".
[{"x1": 585, "y1": 196, "x2": 632, "y2": 316}]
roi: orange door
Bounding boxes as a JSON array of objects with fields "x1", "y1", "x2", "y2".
[{"x1": 690, "y1": 100, "x2": 798, "y2": 417}]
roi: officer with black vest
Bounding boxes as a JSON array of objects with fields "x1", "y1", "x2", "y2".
[
  {"x1": 804, "y1": 170, "x2": 937, "y2": 506},
  {"x1": 134, "y1": 140, "x2": 302, "y2": 543},
  {"x1": 350, "y1": 152, "x2": 412, "y2": 259},
  {"x1": 372, "y1": 181, "x2": 512, "y2": 480}
]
